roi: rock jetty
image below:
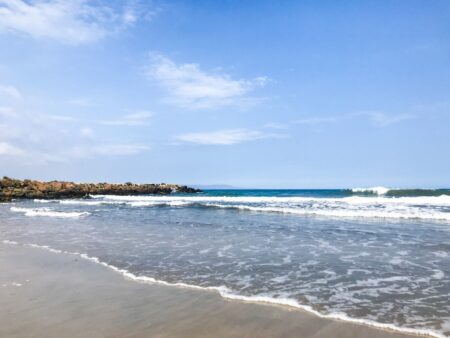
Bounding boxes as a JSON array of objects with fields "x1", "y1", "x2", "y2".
[{"x1": 0, "y1": 177, "x2": 200, "y2": 202}]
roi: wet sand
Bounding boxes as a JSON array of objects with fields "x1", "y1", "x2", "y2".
[{"x1": 0, "y1": 243, "x2": 421, "y2": 338}]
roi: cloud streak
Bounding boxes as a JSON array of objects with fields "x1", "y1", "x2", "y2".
[
  {"x1": 293, "y1": 116, "x2": 338, "y2": 125},
  {"x1": 71, "y1": 144, "x2": 150, "y2": 158},
  {"x1": 0, "y1": 84, "x2": 21, "y2": 99},
  {"x1": 146, "y1": 54, "x2": 267, "y2": 110},
  {"x1": 359, "y1": 111, "x2": 415, "y2": 126},
  {"x1": 175, "y1": 128, "x2": 285, "y2": 145},
  {"x1": 0, "y1": 0, "x2": 150, "y2": 44},
  {"x1": 288, "y1": 111, "x2": 415, "y2": 128},
  {"x1": 0, "y1": 141, "x2": 24, "y2": 156},
  {"x1": 99, "y1": 111, "x2": 153, "y2": 126},
  {"x1": 0, "y1": 105, "x2": 151, "y2": 165}
]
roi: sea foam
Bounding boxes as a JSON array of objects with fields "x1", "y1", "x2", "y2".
[
  {"x1": 351, "y1": 186, "x2": 391, "y2": 195},
  {"x1": 85, "y1": 194, "x2": 450, "y2": 222},
  {"x1": 1, "y1": 239, "x2": 445, "y2": 338},
  {"x1": 10, "y1": 207, "x2": 90, "y2": 218}
]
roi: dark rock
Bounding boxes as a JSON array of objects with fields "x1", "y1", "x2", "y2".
[{"x1": 0, "y1": 177, "x2": 201, "y2": 202}]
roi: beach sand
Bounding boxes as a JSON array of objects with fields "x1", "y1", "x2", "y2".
[{"x1": 0, "y1": 243, "x2": 421, "y2": 338}]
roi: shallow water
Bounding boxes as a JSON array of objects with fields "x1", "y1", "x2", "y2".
[{"x1": 1, "y1": 189, "x2": 449, "y2": 337}]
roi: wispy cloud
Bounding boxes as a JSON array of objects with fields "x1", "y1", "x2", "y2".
[
  {"x1": 293, "y1": 116, "x2": 338, "y2": 125},
  {"x1": 263, "y1": 122, "x2": 290, "y2": 130},
  {"x1": 0, "y1": 84, "x2": 21, "y2": 99},
  {"x1": 175, "y1": 128, "x2": 285, "y2": 145},
  {"x1": 72, "y1": 144, "x2": 150, "y2": 157},
  {"x1": 145, "y1": 54, "x2": 267, "y2": 110},
  {"x1": 45, "y1": 114, "x2": 76, "y2": 122},
  {"x1": 99, "y1": 111, "x2": 153, "y2": 126},
  {"x1": 0, "y1": 140, "x2": 63, "y2": 165},
  {"x1": 0, "y1": 141, "x2": 24, "y2": 156},
  {"x1": 359, "y1": 111, "x2": 415, "y2": 126},
  {"x1": 68, "y1": 97, "x2": 96, "y2": 107},
  {"x1": 0, "y1": 0, "x2": 152, "y2": 44},
  {"x1": 288, "y1": 112, "x2": 415, "y2": 128},
  {"x1": 0, "y1": 104, "x2": 150, "y2": 165},
  {"x1": 0, "y1": 106, "x2": 17, "y2": 117},
  {"x1": 80, "y1": 127, "x2": 94, "y2": 138}
]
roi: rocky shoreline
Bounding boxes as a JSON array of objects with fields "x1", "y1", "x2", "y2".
[{"x1": 0, "y1": 177, "x2": 200, "y2": 202}]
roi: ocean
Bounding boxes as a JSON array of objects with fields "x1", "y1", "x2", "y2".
[{"x1": 1, "y1": 188, "x2": 449, "y2": 337}]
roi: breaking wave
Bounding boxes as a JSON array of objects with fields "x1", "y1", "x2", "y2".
[
  {"x1": 349, "y1": 187, "x2": 450, "y2": 197},
  {"x1": 10, "y1": 207, "x2": 90, "y2": 218},
  {"x1": 27, "y1": 194, "x2": 450, "y2": 222}
]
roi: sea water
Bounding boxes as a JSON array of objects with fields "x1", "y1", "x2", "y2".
[{"x1": 1, "y1": 188, "x2": 449, "y2": 337}]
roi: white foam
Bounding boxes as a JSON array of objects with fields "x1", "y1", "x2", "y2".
[
  {"x1": 128, "y1": 201, "x2": 192, "y2": 207},
  {"x1": 90, "y1": 194, "x2": 450, "y2": 206},
  {"x1": 34, "y1": 199, "x2": 125, "y2": 206},
  {"x1": 206, "y1": 203, "x2": 450, "y2": 222},
  {"x1": 33, "y1": 199, "x2": 54, "y2": 203},
  {"x1": 431, "y1": 270, "x2": 445, "y2": 280},
  {"x1": 433, "y1": 251, "x2": 448, "y2": 258},
  {"x1": 10, "y1": 207, "x2": 90, "y2": 218},
  {"x1": 1, "y1": 282, "x2": 22, "y2": 287},
  {"x1": 1, "y1": 239, "x2": 445, "y2": 338},
  {"x1": 352, "y1": 187, "x2": 391, "y2": 195},
  {"x1": 59, "y1": 200, "x2": 122, "y2": 206},
  {"x1": 389, "y1": 257, "x2": 404, "y2": 265},
  {"x1": 2, "y1": 240, "x2": 19, "y2": 245},
  {"x1": 84, "y1": 194, "x2": 450, "y2": 222}
]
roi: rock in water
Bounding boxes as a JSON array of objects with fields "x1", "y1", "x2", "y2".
[{"x1": 0, "y1": 177, "x2": 200, "y2": 202}]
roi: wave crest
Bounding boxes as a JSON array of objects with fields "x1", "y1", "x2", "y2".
[
  {"x1": 351, "y1": 187, "x2": 390, "y2": 195},
  {"x1": 10, "y1": 207, "x2": 90, "y2": 218},
  {"x1": 350, "y1": 187, "x2": 450, "y2": 197}
]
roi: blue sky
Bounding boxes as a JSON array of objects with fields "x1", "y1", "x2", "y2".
[{"x1": 0, "y1": 0, "x2": 449, "y2": 188}]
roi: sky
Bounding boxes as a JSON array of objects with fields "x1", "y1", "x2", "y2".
[{"x1": 0, "y1": 0, "x2": 449, "y2": 188}]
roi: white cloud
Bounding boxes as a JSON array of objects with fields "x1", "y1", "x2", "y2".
[
  {"x1": 0, "y1": 103, "x2": 150, "y2": 164},
  {"x1": 146, "y1": 54, "x2": 267, "y2": 109},
  {"x1": 72, "y1": 144, "x2": 150, "y2": 157},
  {"x1": 175, "y1": 128, "x2": 285, "y2": 145},
  {"x1": 263, "y1": 122, "x2": 289, "y2": 130},
  {"x1": 0, "y1": 0, "x2": 148, "y2": 44},
  {"x1": 68, "y1": 97, "x2": 96, "y2": 107},
  {"x1": 45, "y1": 114, "x2": 75, "y2": 121},
  {"x1": 0, "y1": 141, "x2": 24, "y2": 156},
  {"x1": 80, "y1": 127, "x2": 93, "y2": 137},
  {"x1": 289, "y1": 112, "x2": 414, "y2": 128},
  {"x1": 293, "y1": 116, "x2": 338, "y2": 125},
  {"x1": 361, "y1": 111, "x2": 415, "y2": 126},
  {"x1": 99, "y1": 110, "x2": 153, "y2": 126},
  {"x1": 122, "y1": 6, "x2": 137, "y2": 25},
  {"x1": 0, "y1": 106, "x2": 17, "y2": 117},
  {"x1": 0, "y1": 85, "x2": 21, "y2": 99}
]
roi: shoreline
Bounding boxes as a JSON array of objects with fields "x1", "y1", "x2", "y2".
[{"x1": 0, "y1": 240, "x2": 437, "y2": 338}]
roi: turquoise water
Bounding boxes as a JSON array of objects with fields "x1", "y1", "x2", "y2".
[
  {"x1": 1, "y1": 188, "x2": 450, "y2": 337},
  {"x1": 202, "y1": 188, "x2": 450, "y2": 197}
]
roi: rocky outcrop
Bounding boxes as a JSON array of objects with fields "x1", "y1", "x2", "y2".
[{"x1": 0, "y1": 177, "x2": 200, "y2": 202}]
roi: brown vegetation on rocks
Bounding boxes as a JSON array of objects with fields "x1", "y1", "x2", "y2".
[{"x1": 0, "y1": 177, "x2": 200, "y2": 202}]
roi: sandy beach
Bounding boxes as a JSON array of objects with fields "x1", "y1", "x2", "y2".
[{"x1": 0, "y1": 242, "x2": 422, "y2": 338}]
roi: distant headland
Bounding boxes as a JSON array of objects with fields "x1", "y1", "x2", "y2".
[{"x1": 0, "y1": 177, "x2": 201, "y2": 202}]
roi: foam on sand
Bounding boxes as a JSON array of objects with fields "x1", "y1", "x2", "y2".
[{"x1": 1, "y1": 239, "x2": 445, "y2": 338}]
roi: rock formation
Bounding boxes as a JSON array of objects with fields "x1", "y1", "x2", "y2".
[{"x1": 0, "y1": 177, "x2": 200, "y2": 202}]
